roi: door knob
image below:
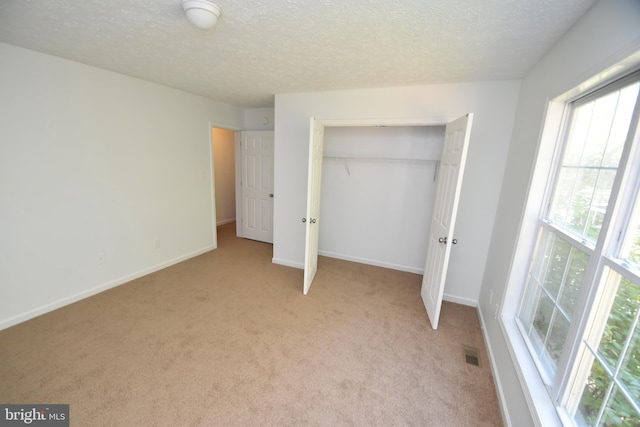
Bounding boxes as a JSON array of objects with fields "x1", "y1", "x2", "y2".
[
  {"x1": 452, "y1": 239, "x2": 457, "y2": 245},
  {"x1": 310, "y1": 218, "x2": 316, "y2": 224},
  {"x1": 438, "y1": 237, "x2": 447, "y2": 244},
  {"x1": 269, "y1": 193, "x2": 274, "y2": 198},
  {"x1": 302, "y1": 218, "x2": 306, "y2": 223}
]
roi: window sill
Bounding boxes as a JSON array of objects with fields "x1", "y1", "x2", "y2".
[{"x1": 500, "y1": 316, "x2": 568, "y2": 427}]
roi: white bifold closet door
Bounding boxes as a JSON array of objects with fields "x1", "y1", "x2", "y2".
[
  {"x1": 421, "y1": 114, "x2": 473, "y2": 329},
  {"x1": 303, "y1": 118, "x2": 324, "y2": 295}
]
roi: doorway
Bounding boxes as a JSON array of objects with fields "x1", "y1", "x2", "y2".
[
  {"x1": 211, "y1": 127, "x2": 237, "y2": 245},
  {"x1": 303, "y1": 115, "x2": 474, "y2": 329}
]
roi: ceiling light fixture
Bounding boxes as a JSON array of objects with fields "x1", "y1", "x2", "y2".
[{"x1": 182, "y1": 0, "x2": 222, "y2": 30}]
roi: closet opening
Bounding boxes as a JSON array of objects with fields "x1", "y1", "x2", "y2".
[
  {"x1": 303, "y1": 115, "x2": 474, "y2": 329},
  {"x1": 318, "y1": 125, "x2": 446, "y2": 274}
]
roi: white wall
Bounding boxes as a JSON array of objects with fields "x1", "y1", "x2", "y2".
[
  {"x1": 273, "y1": 80, "x2": 520, "y2": 305},
  {"x1": 212, "y1": 128, "x2": 237, "y2": 225},
  {"x1": 0, "y1": 42, "x2": 243, "y2": 330},
  {"x1": 243, "y1": 107, "x2": 275, "y2": 130},
  {"x1": 319, "y1": 126, "x2": 444, "y2": 273},
  {"x1": 478, "y1": 1, "x2": 640, "y2": 426}
]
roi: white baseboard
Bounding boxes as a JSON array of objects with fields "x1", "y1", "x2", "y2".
[
  {"x1": 477, "y1": 306, "x2": 512, "y2": 427},
  {"x1": 317, "y1": 250, "x2": 424, "y2": 274},
  {"x1": 443, "y1": 293, "x2": 477, "y2": 307},
  {"x1": 216, "y1": 218, "x2": 236, "y2": 226},
  {"x1": 272, "y1": 258, "x2": 303, "y2": 269},
  {"x1": 0, "y1": 245, "x2": 215, "y2": 331}
]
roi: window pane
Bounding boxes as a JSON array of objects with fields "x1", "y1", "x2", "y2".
[
  {"x1": 619, "y1": 322, "x2": 640, "y2": 413},
  {"x1": 546, "y1": 311, "x2": 570, "y2": 364},
  {"x1": 603, "y1": 83, "x2": 640, "y2": 167},
  {"x1": 530, "y1": 230, "x2": 554, "y2": 284},
  {"x1": 597, "y1": 276, "x2": 640, "y2": 370},
  {"x1": 549, "y1": 82, "x2": 639, "y2": 245},
  {"x1": 559, "y1": 248, "x2": 590, "y2": 319},
  {"x1": 532, "y1": 292, "x2": 554, "y2": 346},
  {"x1": 544, "y1": 235, "x2": 572, "y2": 299},
  {"x1": 575, "y1": 272, "x2": 640, "y2": 426},
  {"x1": 585, "y1": 169, "x2": 617, "y2": 242},
  {"x1": 519, "y1": 229, "x2": 590, "y2": 375},
  {"x1": 620, "y1": 190, "x2": 640, "y2": 271},
  {"x1": 577, "y1": 358, "x2": 612, "y2": 426},
  {"x1": 519, "y1": 278, "x2": 542, "y2": 333},
  {"x1": 599, "y1": 385, "x2": 639, "y2": 426}
]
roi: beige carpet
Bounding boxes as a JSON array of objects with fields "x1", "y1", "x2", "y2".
[{"x1": 0, "y1": 223, "x2": 503, "y2": 426}]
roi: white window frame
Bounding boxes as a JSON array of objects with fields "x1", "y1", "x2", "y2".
[{"x1": 500, "y1": 56, "x2": 640, "y2": 427}]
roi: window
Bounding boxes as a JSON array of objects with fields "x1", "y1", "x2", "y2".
[{"x1": 516, "y1": 71, "x2": 640, "y2": 426}]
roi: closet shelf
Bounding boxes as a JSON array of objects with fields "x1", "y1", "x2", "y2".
[
  {"x1": 322, "y1": 156, "x2": 438, "y2": 163},
  {"x1": 322, "y1": 156, "x2": 439, "y2": 179}
]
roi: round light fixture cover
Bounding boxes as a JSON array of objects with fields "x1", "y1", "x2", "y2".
[{"x1": 182, "y1": 0, "x2": 222, "y2": 30}]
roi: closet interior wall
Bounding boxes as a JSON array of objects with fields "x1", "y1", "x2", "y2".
[{"x1": 319, "y1": 125, "x2": 446, "y2": 274}]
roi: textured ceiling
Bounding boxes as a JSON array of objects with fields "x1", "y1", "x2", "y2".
[{"x1": 0, "y1": 0, "x2": 597, "y2": 108}]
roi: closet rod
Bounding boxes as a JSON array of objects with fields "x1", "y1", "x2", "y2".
[{"x1": 322, "y1": 156, "x2": 439, "y2": 180}]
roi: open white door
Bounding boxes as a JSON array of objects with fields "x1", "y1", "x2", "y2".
[
  {"x1": 240, "y1": 131, "x2": 274, "y2": 243},
  {"x1": 303, "y1": 118, "x2": 324, "y2": 295},
  {"x1": 421, "y1": 113, "x2": 473, "y2": 329}
]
